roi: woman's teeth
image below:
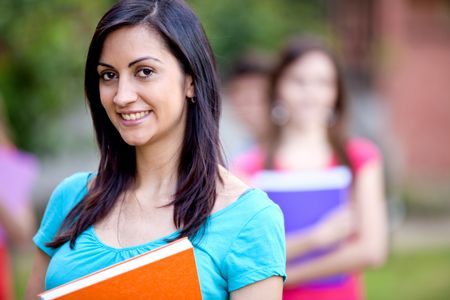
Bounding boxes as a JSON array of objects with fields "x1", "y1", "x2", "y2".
[{"x1": 121, "y1": 111, "x2": 150, "y2": 121}]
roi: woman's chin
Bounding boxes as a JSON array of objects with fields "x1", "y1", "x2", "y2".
[{"x1": 120, "y1": 136, "x2": 150, "y2": 147}]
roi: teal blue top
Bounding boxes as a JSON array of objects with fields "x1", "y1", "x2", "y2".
[{"x1": 34, "y1": 172, "x2": 286, "y2": 299}]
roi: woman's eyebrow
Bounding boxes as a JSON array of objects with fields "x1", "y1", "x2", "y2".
[
  {"x1": 128, "y1": 56, "x2": 162, "y2": 67},
  {"x1": 97, "y1": 56, "x2": 162, "y2": 69},
  {"x1": 97, "y1": 62, "x2": 114, "y2": 69}
]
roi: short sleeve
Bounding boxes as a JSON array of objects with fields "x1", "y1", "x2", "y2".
[
  {"x1": 347, "y1": 138, "x2": 381, "y2": 174},
  {"x1": 33, "y1": 172, "x2": 91, "y2": 257},
  {"x1": 222, "y1": 203, "x2": 286, "y2": 292}
]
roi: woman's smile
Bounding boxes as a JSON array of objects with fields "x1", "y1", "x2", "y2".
[{"x1": 118, "y1": 110, "x2": 152, "y2": 126}]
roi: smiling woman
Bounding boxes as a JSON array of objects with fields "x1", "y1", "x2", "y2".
[
  {"x1": 24, "y1": 1, "x2": 286, "y2": 300},
  {"x1": 97, "y1": 26, "x2": 192, "y2": 148}
]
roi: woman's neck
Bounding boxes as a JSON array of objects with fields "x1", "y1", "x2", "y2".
[
  {"x1": 275, "y1": 123, "x2": 332, "y2": 170},
  {"x1": 133, "y1": 139, "x2": 182, "y2": 204},
  {"x1": 280, "y1": 123, "x2": 328, "y2": 147}
]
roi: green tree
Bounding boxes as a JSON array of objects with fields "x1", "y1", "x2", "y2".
[
  {"x1": 189, "y1": 0, "x2": 331, "y2": 75},
  {"x1": 0, "y1": 0, "x2": 114, "y2": 153}
]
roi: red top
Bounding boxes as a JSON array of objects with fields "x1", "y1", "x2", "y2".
[{"x1": 232, "y1": 138, "x2": 381, "y2": 300}]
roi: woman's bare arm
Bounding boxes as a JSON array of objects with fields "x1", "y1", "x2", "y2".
[
  {"x1": 24, "y1": 247, "x2": 50, "y2": 300},
  {"x1": 231, "y1": 276, "x2": 283, "y2": 300}
]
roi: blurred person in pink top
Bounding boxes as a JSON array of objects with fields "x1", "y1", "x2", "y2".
[
  {"x1": 0, "y1": 98, "x2": 37, "y2": 300},
  {"x1": 233, "y1": 37, "x2": 388, "y2": 300}
]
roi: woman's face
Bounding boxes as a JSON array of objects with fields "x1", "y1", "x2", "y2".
[
  {"x1": 97, "y1": 25, "x2": 194, "y2": 148},
  {"x1": 277, "y1": 51, "x2": 337, "y2": 128}
]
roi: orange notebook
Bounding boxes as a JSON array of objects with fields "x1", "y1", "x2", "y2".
[{"x1": 38, "y1": 238, "x2": 202, "y2": 300}]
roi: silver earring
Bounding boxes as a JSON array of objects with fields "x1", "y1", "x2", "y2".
[
  {"x1": 188, "y1": 97, "x2": 196, "y2": 104},
  {"x1": 271, "y1": 102, "x2": 289, "y2": 126}
]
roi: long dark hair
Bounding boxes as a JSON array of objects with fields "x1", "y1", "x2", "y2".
[
  {"x1": 48, "y1": 0, "x2": 223, "y2": 248},
  {"x1": 266, "y1": 37, "x2": 351, "y2": 170}
]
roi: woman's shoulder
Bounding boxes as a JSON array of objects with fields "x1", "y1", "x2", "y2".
[
  {"x1": 48, "y1": 172, "x2": 93, "y2": 210},
  {"x1": 346, "y1": 137, "x2": 381, "y2": 172},
  {"x1": 53, "y1": 172, "x2": 92, "y2": 194},
  {"x1": 196, "y1": 181, "x2": 286, "y2": 294},
  {"x1": 33, "y1": 172, "x2": 93, "y2": 257},
  {"x1": 215, "y1": 168, "x2": 282, "y2": 224},
  {"x1": 214, "y1": 167, "x2": 249, "y2": 213},
  {"x1": 208, "y1": 173, "x2": 286, "y2": 291},
  {"x1": 57, "y1": 171, "x2": 93, "y2": 188},
  {"x1": 215, "y1": 166, "x2": 276, "y2": 214}
]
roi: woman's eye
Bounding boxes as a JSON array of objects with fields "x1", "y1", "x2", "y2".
[
  {"x1": 100, "y1": 71, "x2": 117, "y2": 81},
  {"x1": 136, "y1": 68, "x2": 154, "y2": 78}
]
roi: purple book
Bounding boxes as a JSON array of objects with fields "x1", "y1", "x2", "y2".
[{"x1": 252, "y1": 166, "x2": 352, "y2": 287}]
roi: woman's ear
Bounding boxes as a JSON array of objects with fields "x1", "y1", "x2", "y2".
[{"x1": 185, "y1": 75, "x2": 195, "y2": 98}]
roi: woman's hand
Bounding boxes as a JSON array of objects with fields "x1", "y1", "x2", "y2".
[
  {"x1": 312, "y1": 206, "x2": 356, "y2": 248},
  {"x1": 286, "y1": 206, "x2": 355, "y2": 260}
]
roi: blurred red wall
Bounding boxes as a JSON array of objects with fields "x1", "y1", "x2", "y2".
[
  {"x1": 331, "y1": 0, "x2": 450, "y2": 180},
  {"x1": 378, "y1": 0, "x2": 450, "y2": 179}
]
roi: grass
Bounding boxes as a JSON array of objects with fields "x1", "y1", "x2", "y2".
[{"x1": 365, "y1": 247, "x2": 450, "y2": 300}]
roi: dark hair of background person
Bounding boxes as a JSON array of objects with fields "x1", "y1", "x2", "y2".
[
  {"x1": 47, "y1": 0, "x2": 223, "y2": 248},
  {"x1": 265, "y1": 37, "x2": 352, "y2": 171},
  {"x1": 225, "y1": 52, "x2": 274, "y2": 84}
]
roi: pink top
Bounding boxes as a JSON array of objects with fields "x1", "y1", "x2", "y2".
[
  {"x1": 232, "y1": 138, "x2": 381, "y2": 300},
  {"x1": 0, "y1": 146, "x2": 38, "y2": 246},
  {"x1": 232, "y1": 138, "x2": 380, "y2": 177}
]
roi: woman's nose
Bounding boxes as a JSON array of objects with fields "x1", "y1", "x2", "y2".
[{"x1": 113, "y1": 77, "x2": 138, "y2": 106}]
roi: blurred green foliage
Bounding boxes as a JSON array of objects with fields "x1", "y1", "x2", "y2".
[
  {"x1": 189, "y1": 0, "x2": 331, "y2": 73},
  {"x1": 0, "y1": 0, "x2": 330, "y2": 154},
  {"x1": 0, "y1": 0, "x2": 115, "y2": 153}
]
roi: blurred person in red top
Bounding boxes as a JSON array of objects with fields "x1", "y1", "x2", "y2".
[
  {"x1": 233, "y1": 37, "x2": 388, "y2": 300},
  {"x1": 0, "y1": 97, "x2": 37, "y2": 300}
]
